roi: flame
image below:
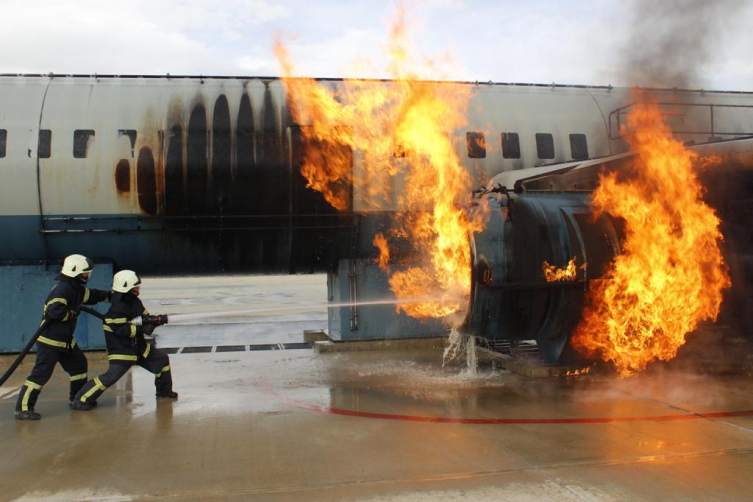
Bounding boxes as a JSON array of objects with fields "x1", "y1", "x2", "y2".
[
  {"x1": 275, "y1": 7, "x2": 486, "y2": 319},
  {"x1": 373, "y1": 233, "x2": 390, "y2": 272},
  {"x1": 573, "y1": 101, "x2": 731, "y2": 376},
  {"x1": 543, "y1": 257, "x2": 577, "y2": 282},
  {"x1": 565, "y1": 366, "x2": 591, "y2": 377}
]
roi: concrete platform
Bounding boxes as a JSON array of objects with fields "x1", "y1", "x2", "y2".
[{"x1": 1, "y1": 275, "x2": 753, "y2": 501}]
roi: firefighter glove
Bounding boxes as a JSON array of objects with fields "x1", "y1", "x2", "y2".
[
  {"x1": 143, "y1": 323, "x2": 157, "y2": 337},
  {"x1": 142, "y1": 314, "x2": 168, "y2": 326}
]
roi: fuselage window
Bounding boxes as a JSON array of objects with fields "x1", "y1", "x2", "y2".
[
  {"x1": 536, "y1": 133, "x2": 555, "y2": 159},
  {"x1": 118, "y1": 129, "x2": 137, "y2": 158},
  {"x1": 501, "y1": 132, "x2": 520, "y2": 159},
  {"x1": 38, "y1": 130, "x2": 52, "y2": 159},
  {"x1": 466, "y1": 132, "x2": 486, "y2": 158},
  {"x1": 73, "y1": 130, "x2": 95, "y2": 158},
  {"x1": 0, "y1": 129, "x2": 6, "y2": 158},
  {"x1": 570, "y1": 134, "x2": 589, "y2": 160}
]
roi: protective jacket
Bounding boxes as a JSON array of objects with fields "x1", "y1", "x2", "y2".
[
  {"x1": 38, "y1": 276, "x2": 110, "y2": 351},
  {"x1": 103, "y1": 292, "x2": 152, "y2": 362}
]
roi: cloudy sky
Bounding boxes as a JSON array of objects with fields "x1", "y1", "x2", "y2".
[{"x1": 1, "y1": 0, "x2": 751, "y2": 90}]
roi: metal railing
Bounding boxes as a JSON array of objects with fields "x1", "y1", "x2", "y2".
[{"x1": 608, "y1": 102, "x2": 753, "y2": 141}]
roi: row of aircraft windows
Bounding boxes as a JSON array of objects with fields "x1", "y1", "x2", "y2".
[
  {"x1": 0, "y1": 129, "x2": 589, "y2": 162},
  {"x1": 464, "y1": 132, "x2": 589, "y2": 161},
  {"x1": 0, "y1": 129, "x2": 134, "y2": 159}
]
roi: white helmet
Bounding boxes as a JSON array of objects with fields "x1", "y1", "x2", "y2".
[
  {"x1": 61, "y1": 254, "x2": 94, "y2": 279},
  {"x1": 112, "y1": 270, "x2": 141, "y2": 293}
]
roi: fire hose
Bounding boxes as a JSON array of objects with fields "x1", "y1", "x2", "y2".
[
  {"x1": 0, "y1": 308, "x2": 170, "y2": 387},
  {"x1": 0, "y1": 319, "x2": 49, "y2": 388},
  {"x1": 0, "y1": 307, "x2": 112, "y2": 387}
]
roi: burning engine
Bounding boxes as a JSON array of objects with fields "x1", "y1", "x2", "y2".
[
  {"x1": 463, "y1": 136, "x2": 753, "y2": 369},
  {"x1": 462, "y1": 161, "x2": 624, "y2": 364},
  {"x1": 465, "y1": 196, "x2": 615, "y2": 363}
]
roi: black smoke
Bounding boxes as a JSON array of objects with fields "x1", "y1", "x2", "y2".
[{"x1": 623, "y1": 0, "x2": 741, "y2": 88}]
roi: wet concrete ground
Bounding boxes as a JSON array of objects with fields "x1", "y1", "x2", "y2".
[{"x1": 2, "y1": 275, "x2": 753, "y2": 501}]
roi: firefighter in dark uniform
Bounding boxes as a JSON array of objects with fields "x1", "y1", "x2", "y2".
[
  {"x1": 71, "y1": 270, "x2": 177, "y2": 410},
  {"x1": 15, "y1": 254, "x2": 111, "y2": 420}
]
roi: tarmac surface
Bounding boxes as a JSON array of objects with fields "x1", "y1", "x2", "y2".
[{"x1": 2, "y1": 275, "x2": 753, "y2": 501}]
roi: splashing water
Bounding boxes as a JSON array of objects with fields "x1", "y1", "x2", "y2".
[
  {"x1": 442, "y1": 327, "x2": 478, "y2": 374},
  {"x1": 442, "y1": 327, "x2": 464, "y2": 366},
  {"x1": 466, "y1": 335, "x2": 478, "y2": 374}
]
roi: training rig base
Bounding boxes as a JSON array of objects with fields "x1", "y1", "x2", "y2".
[{"x1": 0, "y1": 261, "x2": 112, "y2": 353}]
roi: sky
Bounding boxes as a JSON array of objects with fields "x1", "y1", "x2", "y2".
[{"x1": 0, "y1": 0, "x2": 751, "y2": 90}]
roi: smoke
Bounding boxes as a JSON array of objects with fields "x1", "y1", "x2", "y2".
[
  {"x1": 572, "y1": 368, "x2": 734, "y2": 412},
  {"x1": 622, "y1": 0, "x2": 741, "y2": 88}
]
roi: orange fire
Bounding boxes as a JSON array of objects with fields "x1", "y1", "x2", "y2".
[
  {"x1": 373, "y1": 233, "x2": 390, "y2": 272},
  {"x1": 565, "y1": 366, "x2": 591, "y2": 377},
  {"x1": 275, "y1": 8, "x2": 486, "y2": 319},
  {"x1": 543, "y1": 257, "x2": 577, "y2": 282},
  {"x1": 573, "y1": 101, "x2": 731, "y2": 375}
]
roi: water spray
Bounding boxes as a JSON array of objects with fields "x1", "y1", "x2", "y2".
[{"x1": 130, "y1": 296, "x2": 449, "y2": 325}]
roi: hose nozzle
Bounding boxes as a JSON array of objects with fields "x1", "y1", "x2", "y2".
[{"x1": 131, "y1": 314, "x2": 168, "y2": 326}]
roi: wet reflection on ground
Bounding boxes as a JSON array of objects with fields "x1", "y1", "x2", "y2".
[{"x1": 3, "y1": 343, "x2": 753, "y2": 501}]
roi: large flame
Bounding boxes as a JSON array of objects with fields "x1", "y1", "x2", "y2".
[
  {"x1": 573, "y1": 101, "x2": 731, "y2": 375},
  {"x1": 275, "y1": 9, "x2": 486, "y2": 318}
]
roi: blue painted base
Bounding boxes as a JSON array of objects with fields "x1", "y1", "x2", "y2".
[
  {"x1": 0, "y1": 261, "x2": 113, "y2": 352},
  {"x1": 327, "y1": 259, "x2": 448, "y2": 341}
]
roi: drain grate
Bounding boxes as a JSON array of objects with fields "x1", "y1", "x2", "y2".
[
  {"x1": 159, "y1": 343, "x2": 313, "y2": 354},
  {"x1": 481, "y1": 339, "x2": 539, "y2": 357},
  {"x1": 282, "y1": 342, "x2": 311, "y2": 350},
  {"x1": 180, "y1": 346, "x2": 213, "y2": 354},
  {"x1": 215, "y1": 345, "x2": 247, "y2": 353}
]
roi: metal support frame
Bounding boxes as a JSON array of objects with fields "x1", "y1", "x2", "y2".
[{"x1": 608, "y1": 102, "x2": 753, "y2": 141}]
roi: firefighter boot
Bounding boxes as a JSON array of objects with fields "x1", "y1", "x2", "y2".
[
  {"x1": 15, "y1": 410, "x2": 41, "y2": 420},
  {"x1": 69, "y1": 400, "x2": 97, "y2": 408},
  {"x1": 156, "y1": 391, "x2": 178, "y2": 399},
  {"x1": 70, "y1": 400, "x2": 93, "y2": 411}
]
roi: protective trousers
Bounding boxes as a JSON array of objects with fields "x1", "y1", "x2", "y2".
[
  {"x1": 75, "y1": 347, "x2": 173, "y2": 404},
  {"x1": 16, "y1": 343, "x2": 88, "y2": 412}
]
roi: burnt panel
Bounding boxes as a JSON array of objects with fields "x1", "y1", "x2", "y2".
[
  {"x1": 698, "y1": 157, "x2": 753, "y2": 333},
  {"x1": 38, "y1": 129, "x2": 51, "y2": 158},
  {"x1": 288, "y1": 125, "x2": 348, "y2": 273},
  {"x1": 212, "y1": 95, "x2": 232, "y2": 212},
  {"x1": 165, "y1": 125, "x2": 184, "y2": 214},
  {"x1": 137, "y1": 147, "x2": 158, "y2": 215},
  {"x1": 187, "y1": 105, "x2": 208, "y2": 213},
  {"x1": 115, "y1": 159, "x2": 131, "y2": 193},
  {"x1": 233, "y1": 93, "x2": 255, "y2": 213},
  {"x1": 255, "y1": 87, "x2": 288, "y2": 215},
  {"x1": 289, "y1": 125, "x2": 353, "y2": 214}
]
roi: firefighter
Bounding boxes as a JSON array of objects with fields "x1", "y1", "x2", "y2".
[
  {"x1": 71, "y1": 270, "x2": 176, "y2": 410},
  {"x1": 14, "y1": 254, "x2": 111, "y2": 420}
]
